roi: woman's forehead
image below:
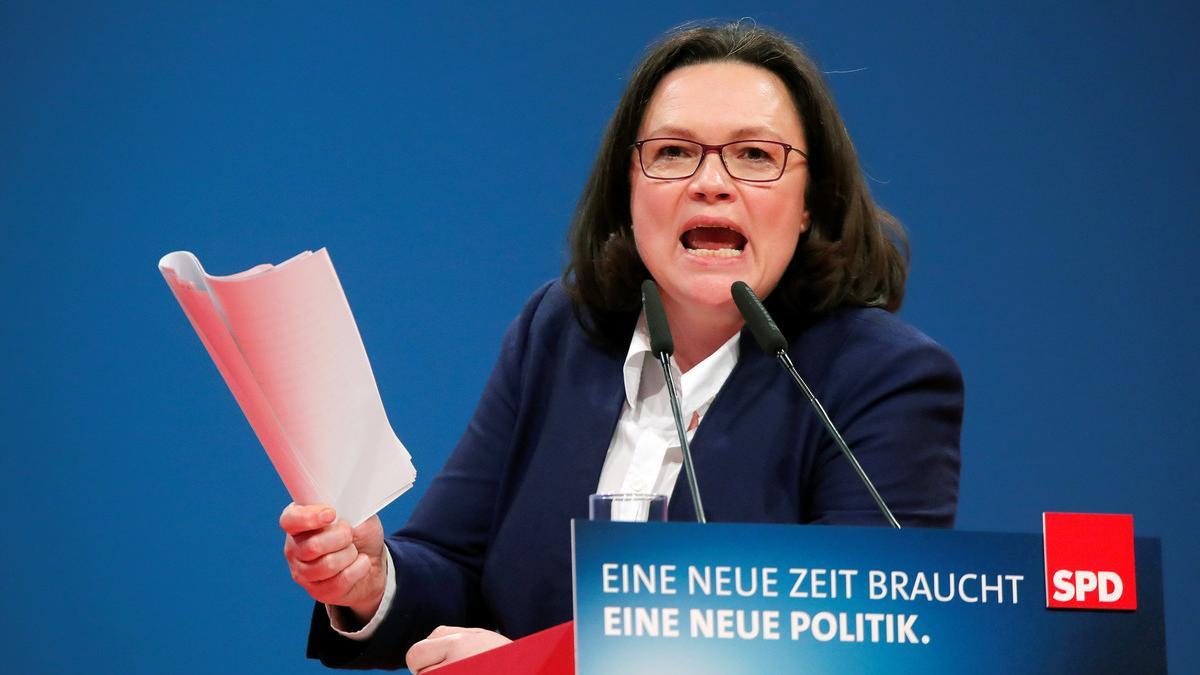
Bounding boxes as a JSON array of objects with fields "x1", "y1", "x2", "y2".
[{"x1": 638, "y1": 61, "x2": 805, "y2": 145}]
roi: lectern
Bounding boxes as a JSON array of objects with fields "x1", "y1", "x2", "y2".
[{"x1": 438, "y1": 516, "x2": 1165, "y2": 674}]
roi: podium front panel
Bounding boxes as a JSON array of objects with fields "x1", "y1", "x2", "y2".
[{"x1": 571, "y1": 521, "x2": 1165, "y2": 674}]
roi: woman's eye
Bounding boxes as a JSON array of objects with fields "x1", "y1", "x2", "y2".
[
  {"x1": 739, "y1": 146, "x2": 775, "y2": 162},
  {"x1": 656, "y1": 145, "x2": 695, "y2": 161}
]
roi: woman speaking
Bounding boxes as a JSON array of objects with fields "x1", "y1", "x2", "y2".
[{"x1": 281, "y1": 22, "x2": 963, "y2": 672}]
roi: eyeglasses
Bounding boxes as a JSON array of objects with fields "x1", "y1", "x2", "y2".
[{"x1": 633, "y1": 137, "x2": 807, "y2": 182}]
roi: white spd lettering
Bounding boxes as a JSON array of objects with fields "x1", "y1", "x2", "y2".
[{"x1": 1051, "y1": 570, "x2": 1124, "y2": 602}]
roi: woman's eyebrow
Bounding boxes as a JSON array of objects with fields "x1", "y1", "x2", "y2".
[
  {"x1": 726, "y1": 125, "x2": 782, "y2": 140},
  {"x1": 641, "y1": 125, "x2": 695, "y2": 139},
  {"x1": 641, "y1": 125, "x2": 783, "y2": 140}
]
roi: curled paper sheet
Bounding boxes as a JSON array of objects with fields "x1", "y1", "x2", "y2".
[{"x1": 159, "y1": 249, "x2": 415, "y2": 526}]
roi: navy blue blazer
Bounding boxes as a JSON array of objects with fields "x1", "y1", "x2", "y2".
[{"x1": 307, "y1": 281, "x2": 963, "y2": 668}]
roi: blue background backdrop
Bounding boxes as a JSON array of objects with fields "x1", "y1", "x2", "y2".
[{"x1": 2, "y1": 1, "x2": 1195, "y2": 672}]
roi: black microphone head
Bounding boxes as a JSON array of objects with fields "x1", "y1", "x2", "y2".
[
  {"x1": 731, "y1": 281, "x2": 788, "y2": 355},
  {"x1": 641, "y1": 279, "x2": 674, "y2": 356}
]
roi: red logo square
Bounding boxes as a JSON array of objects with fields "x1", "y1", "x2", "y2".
[{"x1": 1043, "y1": 512, "x2": 1136, "y2": 610}]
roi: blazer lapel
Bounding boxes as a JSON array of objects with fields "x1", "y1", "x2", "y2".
[{"x1": 569, "y1": 340, "x2": 627, "y2": 510}]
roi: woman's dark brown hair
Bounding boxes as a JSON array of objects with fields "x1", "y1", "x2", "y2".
[{"x1": 564, "y1": 21, "x2": 908, "y2": 348}]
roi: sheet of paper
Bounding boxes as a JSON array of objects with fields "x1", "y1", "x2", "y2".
[{"x1": 159, "y1": 249, "x2": 415, "y2": 526}]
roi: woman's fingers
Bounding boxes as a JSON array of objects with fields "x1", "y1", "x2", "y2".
[
  {"x1": 426, "y1": 625, "x2": 470, "y2": 639},
  {"x1": 291, "y1": 544, "x2": 360, "y2": 583},
  {"x1": 406, "y1": 633, "x2": 453, "y2": 674},
  {"x1": 285, "y1": 520, "x2": 353, "y2": 562},
  {"x1": 279, "y1": 504, "x2": 387, "y2": 610},
  {"x1": 279, "y1": 502, "x2": 336, "y2": 535},
  {"x1": 301, "y1": 553, "x2": 372, "y2": 605},
  {"x1": 406, "y1": 627, "x2": 513, "y2": 674}
]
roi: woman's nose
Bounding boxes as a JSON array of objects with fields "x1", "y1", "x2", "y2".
[{"x1": 688, "y1": 152, "x2": 734, "y2": 203}]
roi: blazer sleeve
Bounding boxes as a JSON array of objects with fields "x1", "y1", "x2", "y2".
[
  {"x1": 803, "y1": 314, "x2": 964, "y2": 528},
  {"x1": 305, "y1": 282, "x2": 554, "y2": 669}
]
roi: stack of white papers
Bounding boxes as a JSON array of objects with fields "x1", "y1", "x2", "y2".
[{"x1": 159, "y1": 249, "x2": 415, "y2": 526}]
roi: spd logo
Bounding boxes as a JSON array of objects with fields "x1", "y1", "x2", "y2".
[{"x1": 1042, "y1": 512, "x2": 1136, "y2": 610}]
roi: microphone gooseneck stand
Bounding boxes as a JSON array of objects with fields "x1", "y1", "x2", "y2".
[
  {"x1": 641, "y1": 279, "x2": 707, "y2": 524},
  {"x1": 731, "y1": 281, "x2": 901, "y2": 530}
]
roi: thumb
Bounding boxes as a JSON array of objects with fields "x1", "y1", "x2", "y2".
[{"x1": 351, "y1": 515, "x2": 384, "y2": 553}]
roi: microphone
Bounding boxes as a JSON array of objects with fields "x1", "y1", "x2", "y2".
[
  {"x1": 641, "y1": 279, "x2": 706, "y2": 524},
  {"x1": 731, "y1": 281, "x2": 901, "y2": 529}
]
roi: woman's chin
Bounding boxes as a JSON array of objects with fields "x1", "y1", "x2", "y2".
[{"x1": 667, "y1": 277, "x2": 743, "y2": 313}]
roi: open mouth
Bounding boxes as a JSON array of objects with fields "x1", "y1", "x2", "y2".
[{"x1": 680, "y1": 225, "x2": 747, "y2": 258}]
